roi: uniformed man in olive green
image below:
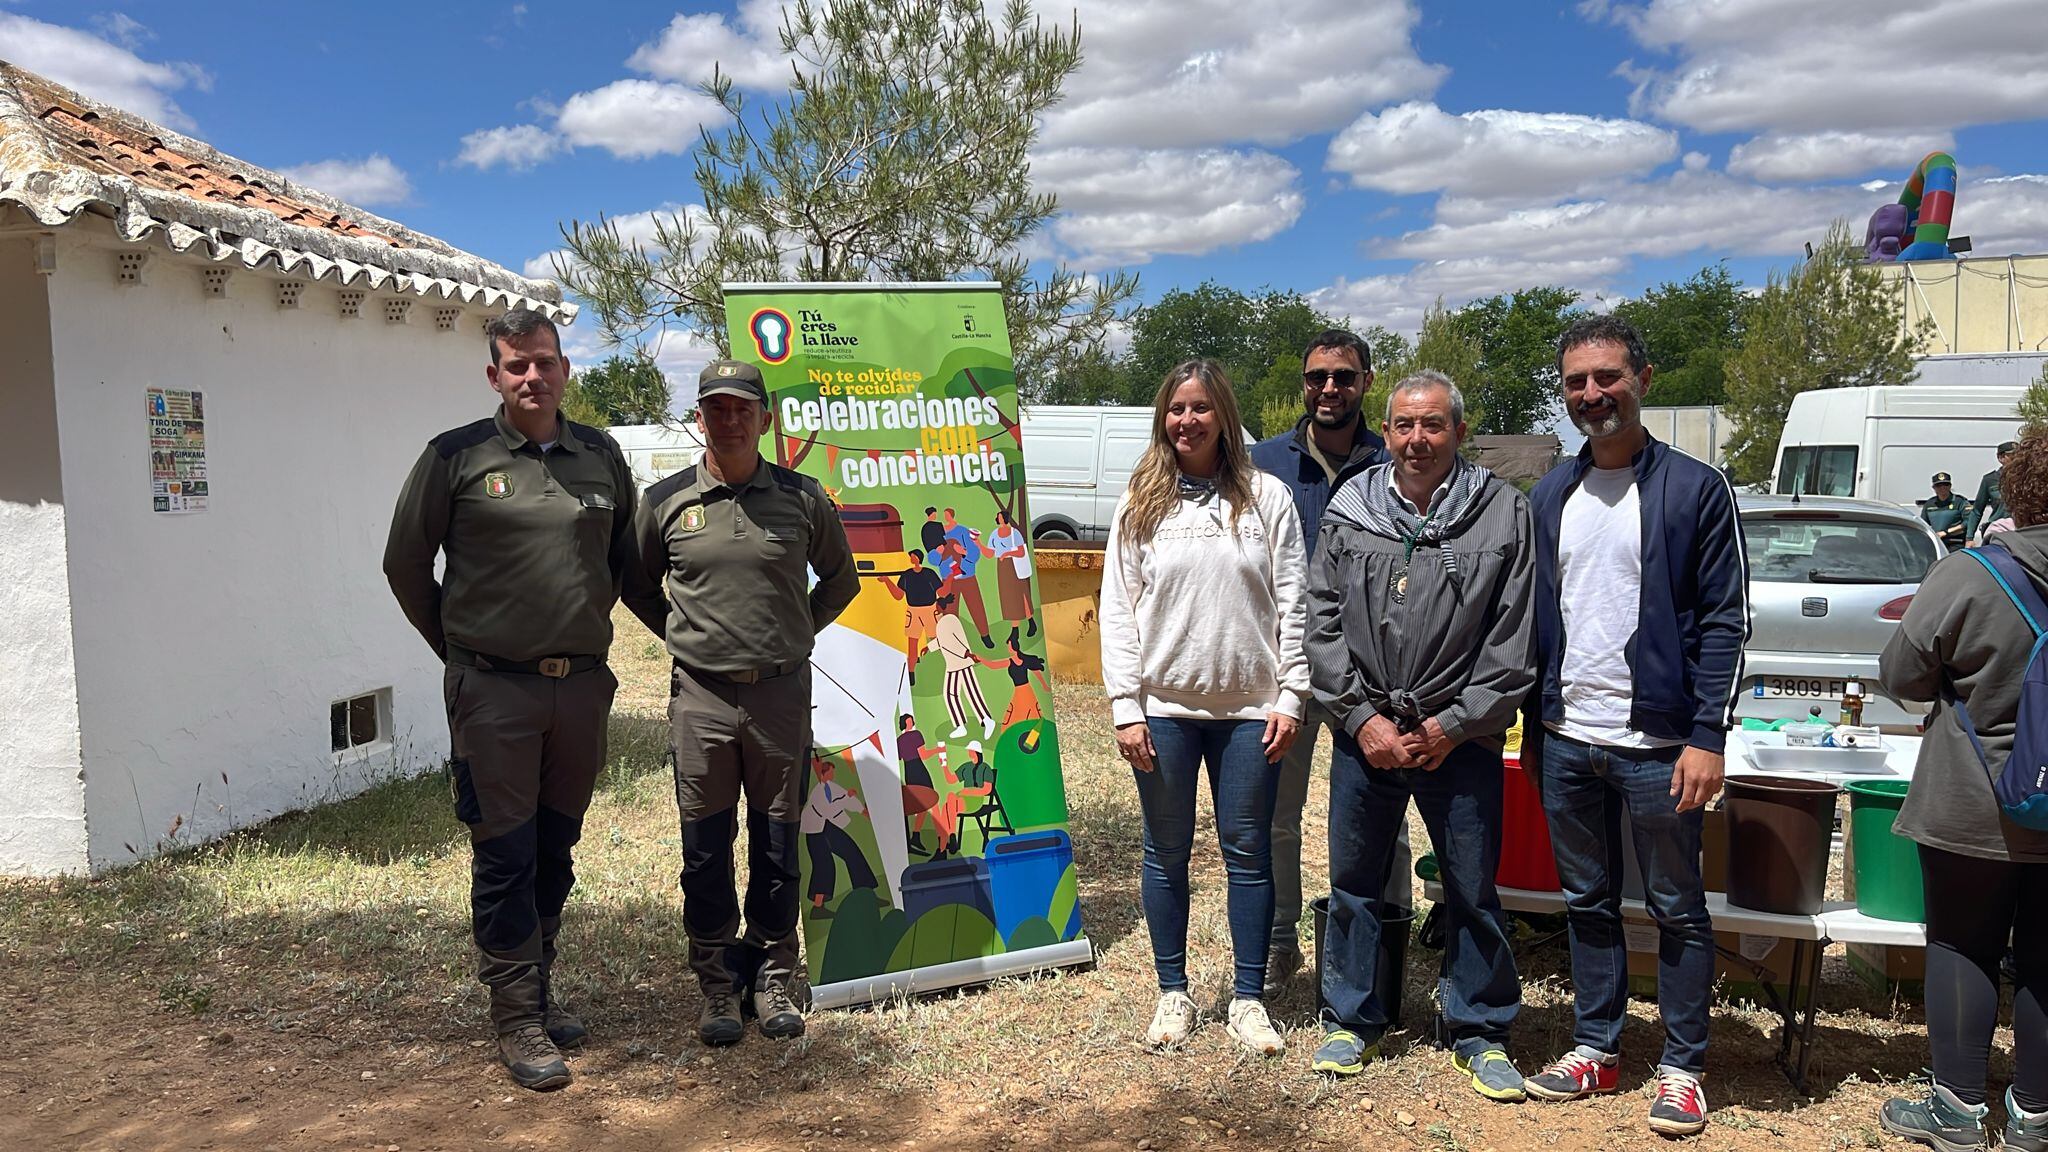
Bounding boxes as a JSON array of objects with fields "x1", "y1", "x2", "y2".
[
  {"x1": 1921, "y1": 471, "x2": 1972, "y2": 551},
  {"x1": 623, "y1": 359, "x2": 858, "y2": 1047},
  {"x1": 1968, "y1": 441, "x2": 2017, "y2": 540},
  {"x1": 383, "y1": 308, "x2": 635, "y2": 1091}
]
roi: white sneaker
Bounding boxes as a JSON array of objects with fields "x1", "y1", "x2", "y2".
[
  {"x1": 1225, "y1": 998, "x2": 1286, "y2": 1057},
  {"x1": 982, "y1": 717, "x2": 997, "y2": 738},
  {"x1": 949, "y1": 725, "x2": 967, "y2": 738},
  {"x1": 1145, "y1": 990, "x2": 1198, "y2": 1047}
]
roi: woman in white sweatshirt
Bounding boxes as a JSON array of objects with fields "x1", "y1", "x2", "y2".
[{"x1": 1100, "y1": 358, "x2": 1311, "y2": 1058}]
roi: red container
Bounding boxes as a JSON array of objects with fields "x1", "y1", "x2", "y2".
[{"x1": 1497, "y1": 759, "x2": 1561, "y2": 892}]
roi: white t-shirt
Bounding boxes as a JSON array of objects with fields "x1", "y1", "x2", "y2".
[{"x1": 1553, "y1": 466, "x2": 1682, "y2": 749}]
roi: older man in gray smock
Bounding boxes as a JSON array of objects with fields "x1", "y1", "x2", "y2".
[{"x1": 1304, "y1": 370, "x2": 1537, "y2": 1099}]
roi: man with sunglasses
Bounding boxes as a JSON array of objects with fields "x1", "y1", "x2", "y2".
[{"x1": 1250, "y1": 330, "x2": 1406, "y2": 996}]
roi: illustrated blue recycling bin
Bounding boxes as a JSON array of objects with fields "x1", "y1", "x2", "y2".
[
  {"x1": 899, "y1": 856, "x2": 995, "y2": 925},
  {"x1": 986, "y1": 830, "x2": 1078, "y2": 941}
]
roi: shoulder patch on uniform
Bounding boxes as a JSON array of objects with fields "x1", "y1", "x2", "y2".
[
  {"x1": 767, "y1": 462, "x2": 808, "y2": 494},
  {"x1": 429, "y1": 418, "x2": 498, "y2": 460},
  {"x1": 646, "y1": 465, "x2": 698, "y2": 507}
]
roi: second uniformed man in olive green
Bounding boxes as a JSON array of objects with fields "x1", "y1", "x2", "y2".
[
  {"x1": 384, "y1": 308, "x2": 635, "y2": 1091},
  {"x1": 623, "y1": 359, "x2": 859, "y2": 1047}
]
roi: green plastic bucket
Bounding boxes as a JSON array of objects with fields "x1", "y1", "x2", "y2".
[{"x1": 1846, "y1": 779, "x2": 1923, "y2": 923}]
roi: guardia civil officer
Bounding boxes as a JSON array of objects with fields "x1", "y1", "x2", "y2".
[
  {"x1": 1924, "y1": 472, "x2": 1974, "y2": 551},
  {"x1": 623, "y1": 360, "x2": 859, "y2": 1047},
  {"x1": 384, "y1": 308, "x2": 636, "y2": 1091}
]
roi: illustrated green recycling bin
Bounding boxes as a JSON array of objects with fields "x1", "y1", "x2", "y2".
[{"x1": 1846, "y1": 779, "x2": 1924, "y2": 923}]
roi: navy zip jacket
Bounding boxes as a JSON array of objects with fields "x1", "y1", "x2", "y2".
[
  {"x1": 1528, "y1": 433, "x2": 1750, "y2": 755},
  {"x1": 1250, "y1": 416, "x2": 1388, "y2": 550}
]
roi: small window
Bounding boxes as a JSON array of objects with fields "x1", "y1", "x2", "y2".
[
  {"x1": 1775, "y1": 446, "x2": 1857, "y2": 497},
  {"x1": 331, "y1": 690, "x2": 388, "y2": 754}
]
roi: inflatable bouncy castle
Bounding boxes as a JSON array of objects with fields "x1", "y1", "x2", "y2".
[{"x1": 1866, "y1": 151, "x2": 1958, "y2": 262}]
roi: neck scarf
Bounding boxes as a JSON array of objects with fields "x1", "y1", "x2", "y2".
[{"x1": 1339, "y1": 456, "x2": 1493, "y2": 591}]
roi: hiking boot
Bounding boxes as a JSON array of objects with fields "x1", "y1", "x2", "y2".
[
  {"x1": 753, "y1": 979, "x2": 806, "y2": 1040},
  {"x1": 698, "y1": 989, "x2": 744, "y2": 1047},
  {"x1": 1225, "y1": 999, "x2": 1286, "y2": 1057},
  {"x1": 1647, "y1": 1068, "x2": 1709, "y2": 1138},
  {"x1": 1262, "y1": 943, "x2": 1303, "y2": 998},
  {"x1": 544, "y1": 1001, "x2": 588, "y2": 1050},
  {"x1": 1881, "y1": 1084, "x2": 1990, "y2": 1152},
  {"x1": 1145, "y1": 990, "x2": 1198, "y2": 1047},
  {"x1": 1311, "y1": 1026, "x2": 1377, "y2": 1076},
  {"x1": 1526, "y1": 1047, "x2": 1620, "y2": 1102},
  {"x1": 496, "y1": 1023, "x2": 571, "y2": 1091},
  {"x1": 2005, "y1": 1087, "x2": 2048, "y2": 1152},
  {"x1": 1454, "y1": 1047, "x2": 1527, "y2": 1103}
]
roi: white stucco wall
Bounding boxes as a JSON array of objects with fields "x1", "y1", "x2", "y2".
[
  {"x1": 42, "y1": 226, "x2": 497, "y2": 870},
  {"x1": 0, "y1": 237, "x2": 88, "y2": 875}
]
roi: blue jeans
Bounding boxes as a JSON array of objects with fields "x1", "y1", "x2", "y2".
[
  {"x1": 1539, "y1": 730, "x2": 1713, "y2": 1074},
  {"x1": 1132, "y1": 717, "x2": 1278, "y2": 1000},
  {"x1": 1325, "y1": 735, "x2": 1519, "y2": 1055}
]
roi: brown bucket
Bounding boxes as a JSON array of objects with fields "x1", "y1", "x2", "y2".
[{"x1": 1724, "y1": 774, "x2": 1840, "y2": 916}]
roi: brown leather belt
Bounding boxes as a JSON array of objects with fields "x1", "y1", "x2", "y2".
[{"x1": 448, "y1": 645, "x2": 605, "y2": 679}]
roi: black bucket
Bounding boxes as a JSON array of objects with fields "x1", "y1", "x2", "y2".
[
  {"x1": 1311, "y1": 895, "x2": 1411, "y2": 1028},
  {"x1": 1724, "y1": 774, "x2": 1841, "y2": 916}
]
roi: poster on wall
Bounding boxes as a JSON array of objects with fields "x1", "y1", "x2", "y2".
[
  {"x1": 147, "y1": 387, "x2": 208, "y2": 513},
  {"x1": 723, "y1": 281, "x2": 1089, "y2": 1010}
]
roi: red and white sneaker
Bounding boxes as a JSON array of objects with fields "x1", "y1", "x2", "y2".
[
  {"x1": 1525, "y1": 1047, "x2": 1621, "y2": 1101},
  {"x1": 1647, "y1": 1068, "x2": 1709, "y2": 1137}
]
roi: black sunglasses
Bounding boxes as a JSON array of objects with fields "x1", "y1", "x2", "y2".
[{"x1": 1303, "y1": 368, "x2": 1363, "y2": 388}]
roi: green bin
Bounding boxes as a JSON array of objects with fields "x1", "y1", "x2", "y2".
[{"x1": 1846, "y1": 779, "x2": 1923, "y2": 923}]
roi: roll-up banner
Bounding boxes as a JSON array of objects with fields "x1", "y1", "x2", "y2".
[{"x1": 723, "y1": 282, "x2": 1090, "y2": 1009}]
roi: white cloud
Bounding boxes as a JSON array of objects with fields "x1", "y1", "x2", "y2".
[
  {"x1": 456, "y1": 124, "x2": 565, "y2": 171},
  {"x1": 1728, "y1": 131, "x2": 1955, "y2": 183},
  {"x1": 1031, "y1": 147, "x2": 1305, "y2": 265},
  {"x1": 0, "y1": 12, "x2": 209, "y2": 129},
  {"x1": 1035, "y1": 0, "x2": 1445, "y2": 148},
  {"x1": 626, "y1": 0, "x2": 792, "y2": 91},
  {"x1": 554, "y1": 80, "x2": 726, "y2": 159},
  {"x1": 278, "y1": 154, "x2": 411, "y2": 208},
  {"x1": 1373, "y1": 167, "x2": 2048, "y2": 272},
  {"x1": 1326, "y1": 102, "x2": 1676, "y2": 198},
  {"x1": 90, "y1": 13, "x2": 151, "y2": 51},
  {"x1": 1311, "y1": 256, "x2": 1630, "y2": 336},
  {"x1": 1606, "y1": 0, "x2": 2048, "y2": 135},
  {"x1": 1384, "y1": 169, "x2": 1878, "y2": 266},
  {"x1": 524, "y1": 203, "x2": 714, "y2": 281},
  {"x1": 1968, "y1": 175, "x2": 2048, "y2": 255}
]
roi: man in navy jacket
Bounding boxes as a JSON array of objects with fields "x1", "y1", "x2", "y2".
[
  {"x1": 1519, "y1": 316, "x2": 1748, "y2": 1140},
  {"x1": 1249, "y1": 329, "x2": 1399, "y2": 992}
]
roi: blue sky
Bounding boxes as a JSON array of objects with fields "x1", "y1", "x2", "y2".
[{"x1": 5, "y1": 0, "x2": 2047, "y2": 400}]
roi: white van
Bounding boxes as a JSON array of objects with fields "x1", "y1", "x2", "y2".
[
  {"x1": 1770, "y1": 385, "x2": 2023, "y2": 507},
  {"x1": 605, "y1": 422, "x2": 707, "y2": 489},
  {"x1": 1019, "y1": 405, "x2": 1257, "y2": 540}
]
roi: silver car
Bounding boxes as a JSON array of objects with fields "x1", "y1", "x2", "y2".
[{"x1": 1737, "y1": 494, "x2": 1943, "y2": 732}]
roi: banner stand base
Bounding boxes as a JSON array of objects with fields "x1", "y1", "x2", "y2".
[{"x1": 809, "y1": 937, "x2": 1094, "y2": 1011}]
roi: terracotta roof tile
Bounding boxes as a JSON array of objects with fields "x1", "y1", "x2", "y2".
[{"x1": 0, "y1": 57, "x2": 570, "y2": 321}]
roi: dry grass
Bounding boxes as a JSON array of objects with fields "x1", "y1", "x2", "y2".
[{"x1": 0, "y1": 606, "x2": 2005, "y2": 1150}]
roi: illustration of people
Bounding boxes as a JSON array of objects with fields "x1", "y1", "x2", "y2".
[
  {"x1": 897, "y1": 714, "x2": 963, "y2": 859},
  {"x1": 988, "y1": 509, "x2": 1037, "y2": 638},
  {"x1": 938, "y1": 508, "x2": 995, "y2": 647},
  {"x1": 980, "y1": 630, "x2": 1048, "y2": 728},
  {"x1": 880, "y1": 548, "x2": 948, "y2": 684},
  {"x1": 954, "y1": 740, "x2": 998, "y2": 846},
  {"x1": 802, "y1": 751, "x2": 879, "y2": 919},
  {"x1": 920, "y1": 505, "x2": 947, "y2": 554},
  {"x1": 935, "y1": 593, "x2": 997, "y2": 738}
]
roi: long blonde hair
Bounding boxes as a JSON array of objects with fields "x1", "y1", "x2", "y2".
[{"x1": 1117, "y1": 359, "x2": 1256, "y2": 547}]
